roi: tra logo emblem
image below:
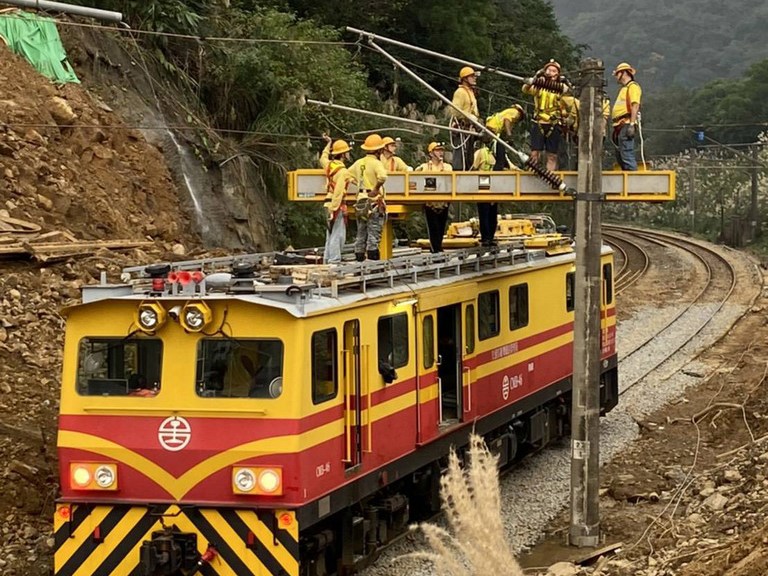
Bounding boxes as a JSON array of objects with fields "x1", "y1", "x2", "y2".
[{"x1": 158, "y1": 416, "x2": 192, "y2": 452}]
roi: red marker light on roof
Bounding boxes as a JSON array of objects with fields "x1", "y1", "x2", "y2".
[
  {"x1": 177, "y1": 271, "x2": 192, "y2": 286},
  {"x1": 151, "y1": 278, "x2": 165, "y2": 292},
  {"x1": 191, "y1": 271, "x2": 205, "y2": 284},
  {"x1": 168, "y1": 271, "x2": 179, "y2": 284}
]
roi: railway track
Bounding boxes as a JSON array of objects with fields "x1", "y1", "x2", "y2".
[
  {"x1": 604, "y1": 225, "x2": 739, "y2": 395},
  {"x1": 604, "y1": 230, "x2": 651, "y2": 294}
]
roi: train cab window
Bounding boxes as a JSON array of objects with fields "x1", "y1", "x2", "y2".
[
  {"x1": 478, "y1": 290, "x2": 500, "y2": 340},
  {"x1": 566, "y1": 272, "x2": 575, "y2": 312},
  {"x1": 509, "y1": 284, "x2": 529, "y2": 330},
  {"x1": 465, "y1": 305, "x2": 475, "y2": 354},
  {"x1": 77, "y1": 337, "x2": 162, "y2": 397},
  {"x1": 378, "y1": 313, "x2": 409, "y2": 370},
  {"x1": 603, "y1": 263, "x2": 614, "y2": 304},
  {"x1": 423, "y1": 316, "x2": 435, "y2": 369},
  {"x1": 196, "y1": 339, "x2": 284, "y2": 398},
  {"x1": 312, "y1": 329, "x2": 338, "y2": 404}
]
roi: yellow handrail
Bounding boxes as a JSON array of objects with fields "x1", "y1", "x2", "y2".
[
  {"x1": 342, "y1": 349, "x2": 352, "y2": 464},
  {"x1": 362, "y1": 344, "x2": 373, "y2": 453}
]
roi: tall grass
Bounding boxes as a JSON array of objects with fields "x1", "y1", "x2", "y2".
[{"x1": 399, "y1": 434, "x2": 524, "y2": 576}]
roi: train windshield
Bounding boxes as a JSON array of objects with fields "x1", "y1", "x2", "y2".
[
  {"x1": 77, "y1": 337, "x2": 162, "y2": 397},
  {"x1": 196, "y1": 339, "x2": 284, "y2": 399}
]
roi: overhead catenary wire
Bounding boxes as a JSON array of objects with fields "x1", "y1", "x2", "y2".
[{"x1": 365, "y1": 39, "x2": 567, "y2": 191}]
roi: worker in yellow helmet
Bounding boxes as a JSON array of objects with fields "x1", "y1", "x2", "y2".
[
  {"x1": 448, "y1": 66, "x2": 480, "y2": 170},
  {"x1": 611, "y1": 62, "x2": 642, "y2": 170},
  {"x1": 522, "y1": 59, "x2": 566, "y2": 172},
  {"x1": 379, "y1": 136, "x2": 412, "y2": 172},
  {"x1": 485, "y1": 104, "x2": 525, "y2": 170},
  {"x1": 471, "y1": 134, "x2": 498, "y2": 246},
  {"x1": 320, "y1": 134, "x2": 355, "y2": 263},
  {"x1": 415, "y1": 142, "x2": 452, "y2": 252},
  {"x1": 349, "y1": 134, "x2": 388, "y2": 261}
]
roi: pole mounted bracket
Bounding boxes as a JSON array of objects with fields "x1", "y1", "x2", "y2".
[{"x1": 569, "y1": 189, "x2": 605, "y2": 202}]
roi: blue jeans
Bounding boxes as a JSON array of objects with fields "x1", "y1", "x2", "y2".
[{"x1": 615, "y1": 124, "x2": 637, "y2": 171}]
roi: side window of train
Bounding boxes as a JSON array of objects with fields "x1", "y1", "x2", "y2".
[
  {"x1": 312, "y1": 329, "x2": 338, "y2": 405},
  {"x1": 566, "y1": 272, "x2": 575, "y2": 312},
  {"x1": 603, "y1": 263, "x2": 613, "y2": 304},
  {"x1": 423, "y1": 315, "x2": 435, "y2": 369},
  {"x1": 196, "y1": 338, "x2": 284, "y2": 399},
  {"x1": 378, "y1": 313, "x2": 409, "y2": 371},
  {"x1": 478, "y1": 290, "x2": 500, "y2": 341},
  {"x1": 509, "y1": 283, "x2": 529, "y2": 330},
  {"x1": 465, "y1": 304, "x2": 475, "y2": 354},
  {"x1": 77, "y1": 337, "x2": 162, "y2": 397}
]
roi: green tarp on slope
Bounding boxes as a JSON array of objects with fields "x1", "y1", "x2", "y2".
[{"x1": 0, "y1": 10, "x2": 79, "y2": 84}]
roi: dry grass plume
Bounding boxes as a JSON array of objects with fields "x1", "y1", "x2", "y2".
[{"x1": 397, "y1": 433, "x2": 524, "y2": 576}]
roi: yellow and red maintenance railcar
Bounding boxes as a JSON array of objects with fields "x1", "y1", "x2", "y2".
[{"x1": 54, "y1": 242, "x2": 618, "y2": 576}]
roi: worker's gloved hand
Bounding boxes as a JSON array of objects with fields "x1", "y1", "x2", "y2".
[{"x1": 626, "y1": 124, "x2": 636, "y2": 139}]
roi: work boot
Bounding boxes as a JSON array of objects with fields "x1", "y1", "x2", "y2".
[
  {"x1": 355, "y1": 253, "x2": 365, "y2": 262},
  {"x1": 366, "y1": 249, "x2": 380, "y2": 261}
]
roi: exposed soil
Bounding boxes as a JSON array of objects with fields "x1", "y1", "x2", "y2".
[
  {"x1": 0, "y1": 40, "x2": 201, "y2": 574},
  {"x1": 522, "y1": 264, "x2": 768, "y2": 576}
]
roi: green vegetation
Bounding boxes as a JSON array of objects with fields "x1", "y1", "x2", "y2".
[{"x1": 550, "y1": 0, "x2": 768, "y2": 92}]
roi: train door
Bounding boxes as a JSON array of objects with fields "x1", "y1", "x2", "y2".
[
  {"x1": 416, "y1": 310, "x2": 438, "y2": 444},
  {"x1": 342, "y1": 320, "x2": 363, "y2": 472},
  {"x1": 462, "y1": 301, "x2": 477, "y2": 421},
  {"x1": 436, "y1": 305, "x2": 462, "y2": 425},
  {"x1": 601, "y1": 261, "x2": 614, "y2": 353}
]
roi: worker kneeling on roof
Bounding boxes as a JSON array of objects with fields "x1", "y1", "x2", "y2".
[{"x1": 349, "y1": 134, "x2": 388, "y2": 261}]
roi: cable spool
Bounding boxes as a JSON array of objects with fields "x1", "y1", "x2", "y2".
[
  {"x1": 529, "y1": 76, "x2": 568, "y2": 94},
  {"x1": 524, "y1": 158, "x2": 566, "y2": 190}
]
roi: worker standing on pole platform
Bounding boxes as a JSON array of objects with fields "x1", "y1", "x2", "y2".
[
  {"x1": 471, "y1": 134, "x2": 498, "y2": 247},
  {"x1": 349, "y1": 134, "x2": 388, "y2": 261},
  {"x1": 379, "y1": 136, "x2": 412, "y2": 172},
  {"x1": 485, "y1": 104, "x2": 525, "y2": 170},
  {"x1": 611, "y1": 62, "x2": 642, "y2": 171},
  {"x1": 448, "y1": 66, "x2": 480, "y2": 170},
  {"x1": 415, "y1": 142, "x2": 452, "y2": 253},
  {"x1": 523, "y1": 59, "x2": 566, "y2": 172},
  {"x1": 320, "y1": 134, "x2": 354, "y2": 264}
]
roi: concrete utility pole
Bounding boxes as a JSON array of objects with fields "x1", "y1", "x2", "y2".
[{"x1": 569, "y1": 58, "x2": 605, "y2": 548}]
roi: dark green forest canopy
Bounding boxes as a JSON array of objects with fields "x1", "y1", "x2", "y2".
[{"x1": 550, "y1": 0, "x2": 768, "y2": 91}]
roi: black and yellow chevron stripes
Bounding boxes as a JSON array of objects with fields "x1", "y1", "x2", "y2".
[{"x1": 54, "y1": 504, "x2": 299, "y2": 576}]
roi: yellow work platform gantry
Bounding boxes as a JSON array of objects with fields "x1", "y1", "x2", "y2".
[{"x1": 288, "y1": 169, "x2": 676, "y2": 203}]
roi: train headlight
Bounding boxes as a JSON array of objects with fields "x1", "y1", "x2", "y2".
[
  {"x1": 94, "y1": 465, "x2": 116, "y2": 488},
  {"x1": 70, "y1": 463, "x2": 118, "y2": 491},
  {"x1": 232, "y1": 466, "x2": 283, "y2": 495},
  {"x1": 233, "y1": 468, "x2": 256, "y2": 492},
  {"x1": 181, "y1": 302, "x2": 212, "y2": 332},
  {"x1": 136, "y1": 301, "x2": 166, "y2": 333},
  {"x1": 268, "y1": 377, "x2": 283, "y2": 399}
]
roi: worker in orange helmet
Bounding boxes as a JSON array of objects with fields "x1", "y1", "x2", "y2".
[
  {"x1": 611, "y1": 62, "x2": 642, "y2": 170},
  {"x1": 522, "y1": 59, "x2": 567, "y2": 172},
  {"x1": 415, "y1": 142, "x2": 452, "y2": 252},
  {"x1": 320, "y1": 134, "x2": 355, "y2": 264},
  {"x1": 379, "y1": 136, "x2": 412, "y2": 172},
  {"x1": 447, "y1": 66, "x2": 480, "y2": 170},
  {"x1": 349, "y1": 134, "x2": 388, "y2": 261}
]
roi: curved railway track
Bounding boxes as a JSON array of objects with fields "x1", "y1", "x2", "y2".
[
  {"x1": 604, "y1": 225, "x2": 739, "y2": 395},
  {"x1": 604, "y1": 231, "x2": 650, "y2": 295}
]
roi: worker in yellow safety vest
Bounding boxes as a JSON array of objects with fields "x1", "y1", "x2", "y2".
[
  {"x1": 611, "y1": 62, "x2": 642, "y2": 171},
  {"x1": 448, "y1": 66, "x2": 480, "y2": 171},
  {"x1": 320, "y1": 134, "x2": 354, "y2": 264},
  {"x1": 485, "y1": 104, "x2": 525, "y2": 170},
  {"x1": 415, "y1": 142, "x2": 452, "y2": 253},
  {"x1": 471, "y1": 135, "x2": 498, "y2": 246},
  {"x1": 349, "y1": 134, "x2": 388, "y2": 261},
  {"x1": 379, "y1": 136, "x2": 412, "y2": 172},
  {"x1": 522, "y1": 59, "x2": 566, "y2": 172}
]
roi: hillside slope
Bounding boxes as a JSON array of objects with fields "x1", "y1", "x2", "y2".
[
  {"x1": 0, "y1": 43, "x2": 199, "y2": 575},
  {"x1": 550, "y1": 0, "x2": 768, "y2": 90}
]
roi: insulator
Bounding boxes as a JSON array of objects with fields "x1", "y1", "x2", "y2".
[
  {"x1": 525, "y1": 158, "x2": 565, "y2": 190},
  {"x1": 530, "y1": 76, "x2": 567, "y2": 94}
]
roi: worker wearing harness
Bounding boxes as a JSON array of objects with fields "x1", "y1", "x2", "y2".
[
  {"x1": 448, "y1": 66, "x2": 480, "y2": 171},
  {"x1": 611, "y1": 62, "x2": 642, "y2": 171},
  {"x1": 349, "y1": 134, "x2": 388, "y2": 261},
  {"x1": 522, "y1": 59, "x2": 566, "y2": 172},
  {"x1": 415, "y1": 142, "x2": 452, "y2": 253},
  {"x1": 379, "y1": 136, "x2": 412, "y2": 172},
  {"x1": 485, "y1": 104, "x2": 524, "y2": 170},
  {"x1": 320, "y1": 135, "x2": 354, "y2": 263}
]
